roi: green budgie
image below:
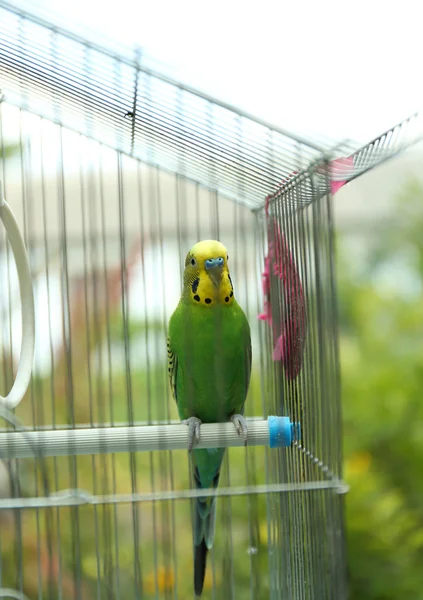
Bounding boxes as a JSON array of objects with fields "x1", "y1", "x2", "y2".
[{"x1": 167, "y1": 240, "x2": 252, "y2": 597}]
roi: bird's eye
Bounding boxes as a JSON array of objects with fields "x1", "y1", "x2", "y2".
[{"x1": 190, "y1": 257, "x2": 196, "y2": 267}]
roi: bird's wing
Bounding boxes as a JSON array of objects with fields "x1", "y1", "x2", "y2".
[
  {"x1": 167, "y1": 336, "x2": 178, "y2": 404},
  {"x1": 226, "y1": 323, "x2": 252, "y2": 416},
  {"x1": 245, "y1": 338, "x2": 252, "y2": 393}
]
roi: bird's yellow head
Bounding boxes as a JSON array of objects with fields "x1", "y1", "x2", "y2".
[{"x1": 182, "y1": 240, "x2": 234, "y2": 306}]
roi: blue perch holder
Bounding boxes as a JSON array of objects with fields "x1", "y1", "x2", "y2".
[{"x1": 268, "y1": 416, "x2": 301, "y2": 448}]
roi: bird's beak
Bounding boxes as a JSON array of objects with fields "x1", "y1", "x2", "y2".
[
  {"x1": 208, "y1": 268, "x2": 223, "y2": 287},
  {"x1": 205, "y1": 257, "x2": 224, "y2": 287}
]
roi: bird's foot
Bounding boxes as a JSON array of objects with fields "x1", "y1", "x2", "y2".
[
  {"x1": 182, "y1": 417, "x2": 202, "y2": 452},
  {"x1": 230, "y1": 414, "x2": 248, "y2": 446}
]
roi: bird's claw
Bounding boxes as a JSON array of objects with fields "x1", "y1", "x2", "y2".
[
  {"x1": 231, "y1": 414, "x2": 248, "y2": 446},
  {"x1": 182, "y1": 416, "x2": 202, "y2": 452}
]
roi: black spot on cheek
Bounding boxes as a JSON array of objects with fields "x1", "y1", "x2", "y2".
[
  {"x1": 225, "y1": 296, "x2": 229, "y2": 302},
  {"x1": 191, "y1": 278, "x2": 199, "y2": 293},
  {"x1": 230, "y1": 291, "x2": 233, "y2": 297},
  {"x1": 194, "y1": 294, "x2": 200, "y2": 302},
  {"x1": 205, "y1": 298, "x2": 212, "y2": 304},
  {"x1": 228, "y1": 274, "x2": 233, "y2": 290}
]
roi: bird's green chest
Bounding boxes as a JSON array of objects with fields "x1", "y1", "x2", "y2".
[{"x1": 171, "y1": 305, "x2": 249, "y2": 423}]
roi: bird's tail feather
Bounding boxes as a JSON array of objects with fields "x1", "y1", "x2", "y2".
[
  {"x1": 194, "y1": 538, "x2": 208, "y2": 597},
  {"x1": 194, "y1": 495, "x2": 217, "y2": 596},
  {"x1": 194, "y1": 494, "x2": 217, "y2": 547},
  {"x1": 193, "y1": 460, "x2": 221, "y2": 597}
]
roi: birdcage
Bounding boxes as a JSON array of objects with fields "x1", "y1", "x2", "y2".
[{"x1": 0, "y1": 3, "x2": 422, "y2": 599}]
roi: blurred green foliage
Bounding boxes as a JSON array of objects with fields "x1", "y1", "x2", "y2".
[{"x1": 339, "y1": 178, "x2": 423, "y2": 599}]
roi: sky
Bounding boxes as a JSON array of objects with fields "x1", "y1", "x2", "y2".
[{"x1": 9, "y1": 0, "x2": 423, "y2": 145}]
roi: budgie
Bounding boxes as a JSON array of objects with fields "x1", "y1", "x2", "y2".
[{"x1": 167, "y1": 240, "x2": 252, "y2": 597}]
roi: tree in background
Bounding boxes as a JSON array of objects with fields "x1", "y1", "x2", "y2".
[{"x1": 338, "y1": 178, "x2": 423, "y2": 599}]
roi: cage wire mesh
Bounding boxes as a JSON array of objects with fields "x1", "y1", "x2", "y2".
[{"x1": 0, "y1": 3, "x2": 423, "y2": 600}]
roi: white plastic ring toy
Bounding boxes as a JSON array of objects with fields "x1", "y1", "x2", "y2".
[
  {"x1": 0, "y1": 180, "x2": 35, "y2": 409},
  {"x1": 0, "y1": 590, "x2": 31, "y2": 600}
]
